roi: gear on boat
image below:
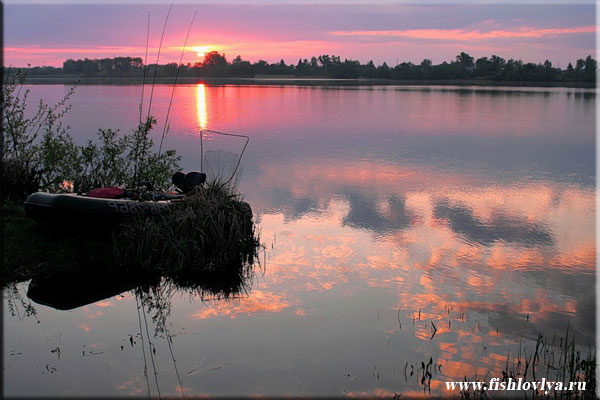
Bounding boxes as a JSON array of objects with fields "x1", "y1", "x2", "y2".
[{"x1": 172, "y1": 171, "x2": 206, "y2": 193}]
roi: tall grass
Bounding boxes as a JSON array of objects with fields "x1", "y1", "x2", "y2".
[{"x1": 115, "y1": 179, "x2": 260, "y2": 285}]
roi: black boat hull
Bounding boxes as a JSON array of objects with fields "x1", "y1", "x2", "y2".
[{"x1": 24, "y1": 192, "x2": 171, "y2": 227}]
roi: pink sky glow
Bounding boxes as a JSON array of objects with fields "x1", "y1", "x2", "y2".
[
  {"x1": 4, "y1": 4, "x2": 596, "y2": 68},
  {"x1": 330, "y1": 25, "x2": 596, "y2": 40}
]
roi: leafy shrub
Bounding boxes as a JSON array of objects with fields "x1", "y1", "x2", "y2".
[
  {"x1": 2, "y1": 69, "x2": 74, "y2": 200},
  {"x1": 2, "y1": 68, "x2": 180, "y2": 200}
]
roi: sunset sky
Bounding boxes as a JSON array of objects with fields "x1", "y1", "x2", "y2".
[{"x1": 4, "y1": 2, "x2": 596, "y2": 68}]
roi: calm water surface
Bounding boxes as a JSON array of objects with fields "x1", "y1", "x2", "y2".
[{"x1": 4, "y1": 84, "x2": 596, "y2": 397}]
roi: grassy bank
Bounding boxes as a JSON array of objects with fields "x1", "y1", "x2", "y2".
[
  {"x1": 21, "y1": 75, "x2": 596, "y2": 88},
  {"x1": 2, "y1": 185, "x2": 260, "y2": 289}
]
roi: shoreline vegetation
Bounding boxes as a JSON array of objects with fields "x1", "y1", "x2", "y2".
[
  {"x1": 9, "y1": 51, "x2": 597, "y2": 88},
  {"x1": 2, "y1": 69, "x2": 260, "y2": 292},
  {"x1": 17, "y1": 76, "x2": 597, "y2": 88}
]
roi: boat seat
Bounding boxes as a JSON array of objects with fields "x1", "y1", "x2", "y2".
[
  {"x1": 184, "y1": 172, "x2": 206, "y2": 190},
  {"x1": 172, "y1": 172, "x2": 186, "y2": 192},
  {"x1": 172, "y1": 171, "x2": 206, "y2": 193}
]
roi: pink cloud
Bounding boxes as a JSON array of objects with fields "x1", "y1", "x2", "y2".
[
  {"x1": 5, "y1": 46, "x2": 146, "y2": 54},
  {"x1": 191, "y1": 290, "x2": 290, "y2": 319},
  {"x1": 330, "y1": 25, "x2": 596, "y2": 41}
]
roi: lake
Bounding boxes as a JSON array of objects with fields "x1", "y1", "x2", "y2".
[{"x1": 4, "y1": 83, "x2": 596, "y2": 397}]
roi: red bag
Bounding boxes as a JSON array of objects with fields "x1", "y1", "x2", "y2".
[{"x1": 86, "y1": 187, "x2": 124, "y2": 199}]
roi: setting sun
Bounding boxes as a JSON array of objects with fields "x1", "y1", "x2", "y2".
[{"x1": 192, "y1": 45, "x2": 210, "y2": 58}]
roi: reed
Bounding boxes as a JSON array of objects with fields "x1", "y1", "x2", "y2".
[
  {"x1": 115, "y1": 179, "x2": 260, "y2": 283},
  {"x1": 456, "y1": 329, "x2": 596, "y2": 399}
]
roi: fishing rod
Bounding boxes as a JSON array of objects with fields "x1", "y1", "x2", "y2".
[
  {"x1": 146, "y1": 3, "x2": 173, "y2": 121},
  {"x1": 139, "y1": 11, "x2": 151, "y2": 124},
  {"x1": 135, "y1": 3, "x2": 171, "y2": 188},
  {"x1": 158, "y1": 11, "x2": 197, "y2": 158}
]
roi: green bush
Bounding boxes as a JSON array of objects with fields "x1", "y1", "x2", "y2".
[
  {"x1": 2, "y1": 69, "x2": 72, "y2": 200},
  {"x1": 2, "y1": 68, "x2": 180, "y2": 200}
]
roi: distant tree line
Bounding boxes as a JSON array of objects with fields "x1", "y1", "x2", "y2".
[
  {"x1": 16, "y1": 51, "x2": 598, "y2": 82},
  {"x1": 63, "y1": 56, "x2": 144, "y2": 75}
]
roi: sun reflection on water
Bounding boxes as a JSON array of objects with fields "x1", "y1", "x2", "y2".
[{"x1": 196, "y1": 83, "x2": 207, "y2": 130}]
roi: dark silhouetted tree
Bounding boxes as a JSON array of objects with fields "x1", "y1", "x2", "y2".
[{"x1": 200, "y1": 51, "x2": 228, "y2": 77}]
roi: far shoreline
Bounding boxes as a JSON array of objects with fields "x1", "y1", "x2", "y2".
[{"x1": 20, "y1": 75, "x2": 596, "y2": 88}]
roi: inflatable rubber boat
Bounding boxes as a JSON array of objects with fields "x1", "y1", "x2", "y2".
[
  {"x1": 23, "y1": 191, "x2": 176, "y2": 226},
  {"x1": 23, "y1": 171, "x2": 206, "y2": 227}
]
